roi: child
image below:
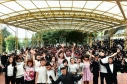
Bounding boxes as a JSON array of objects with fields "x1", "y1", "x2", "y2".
[
  {"x1": 35, "y1": 58, "x2": 47, "y2": 84},
  {"x1": 24, "y1": 51, "x2": 35, "y2": 84},
  {"x1": 4, "y1": 57, "x2": 17, "y2": 84},
  {"x1": 90, "y1": 55, "x2": 99, "y2": 84},
  {"x1": 16, "y1": 56, "x2": 24, "y2": 84},
  {"x1": 46, "y1": 62, "x2": 56, "y2": 84}
]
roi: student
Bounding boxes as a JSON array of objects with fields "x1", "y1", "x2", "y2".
[
  {"x1": 100, "y1": 57, "x2": 123, "y2": 84},
  {"x1": 35, "y1": 58, "x2": 47, "y2": 84},
  {"x1": 50, "y1": 65, "x2": 83, "y2": 84},
  {"x1": 90, "y1": 55, "x2": 99, "y2": 84},
  {"x1": 82, "y1": 55, "x2": 92, "y2": 84},
  {"x1": 99, "y1": 49, "x2": 120, "y2": 84},
  {"x1": 46, "y1": 62, "x2": 56, "y2": 84},
  {"x1": 77, "y1": 58, "x2": 85, "y2": 84},
  {"x1": 58, "y1": 59, "x2": 69, "y2": 77},
  {"x1": 4, "y1": 57, "x2": 17, "y2": 84},
  {"x1": 24, "y1": 52, "x2": 35, "y2": 84},
  {"x1": 55, "y1": 48, "x2": 65, "y2": 66},
  {"x1": 69, "y1": 58, "x2": 79, "y2": 74},
  {"x1": 15, "y1": 56, "x2": 24, "y2": 84},
  {"x1": 34, "y1": 54, "x2": 41, "y2": 72}
]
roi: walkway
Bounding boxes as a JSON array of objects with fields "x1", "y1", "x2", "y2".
[{"x1": 0, "y1": 73, "x2": 127, "y2": 84}]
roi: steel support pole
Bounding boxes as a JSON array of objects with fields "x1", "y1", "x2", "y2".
[
  {"x1": 110, "y1": 29, "x2": 113, "y2": 48},
  {"x1": 89, "y1": 32, "x2": 92, "y2": 47},
  {"x1": 124, "y1": 25, "x2": 127, "y2": 51},
  {"x1": 15, "y1": 28, "x2": 18, "y2": 50},
  {"x1": 25, "y1": 30, "x2": 28, "y2": 48},
  {"x1": 0, "y1": 24, "x2": 2, "y2": 54}
]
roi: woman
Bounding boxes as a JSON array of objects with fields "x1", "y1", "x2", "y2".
[
  {"x1": 4, "y1": 57, "x2": 17, "y2": 84},
  {"x1": 56, "y1": 49, "x2": 65, "y2": 66},
  {"x1": 69, "y1": 58, "x2": 79, "y2": 74},
  {"x1": 82, "y1": 55, "x2": 92, "y2": 84},
  {"x1": 50, "y1": 56, "x2": 57, "y2": 70}
]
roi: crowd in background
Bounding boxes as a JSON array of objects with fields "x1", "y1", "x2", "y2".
[{"x1": 0, "y1": 39, "x2": 127, "y2": 84}]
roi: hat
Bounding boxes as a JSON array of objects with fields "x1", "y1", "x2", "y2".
[{"x1": 60, "y1": 65, "x2": 66, "y2": 70}]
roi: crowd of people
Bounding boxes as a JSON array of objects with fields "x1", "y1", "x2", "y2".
[{"x1": 0, "y1": 39, "x2": 127, "y2": 84}]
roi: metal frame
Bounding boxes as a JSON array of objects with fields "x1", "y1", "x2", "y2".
[
  {"x1": 0, "y1": 1, "x2": 126, "y2": 50},
  {"x1": 1, "y1": 11, "x2": 126, "y2": 32},
  {"x1": 0, "y1": 1, "x2": 126, "y2": 33}
]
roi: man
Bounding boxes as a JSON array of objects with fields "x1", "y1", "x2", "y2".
[
  {"x1": 50, "y1": 65, "x2": 83, "y2": 84},
  {"x1": 100, "y1": 57, "x2": 123, "y2": 84},
  {"x1": 99, "y1": 49, "x2": 120, "y2": 84},
  {"x1": 90, "y1": 55, "x2": 99, "y2": 84}
]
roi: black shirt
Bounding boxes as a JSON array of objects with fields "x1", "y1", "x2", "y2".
[
  {"x1": 1, "y1": 55, "x2": 8, "y2": 66},
  {"x1": 51, "y1": 72, "x2": 82, "y2": 84},
  {"x1": 90, "y1": 60, "x2": 99, "y2": 76}
]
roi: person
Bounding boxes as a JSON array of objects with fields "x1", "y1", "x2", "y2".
[
  {"x1": 4, "y1": 57, "x2": 17, "y2": 84},
  {"x1": 99, "y1": 49, "x2": 120, "y2": 84},
  {"x1": 46, "y1": 62, "x2": 56, "y2": 84},
  {"x1": 1, "y1": 52, "x2": 8, "y2": 70},
  {"x1": 55, "y1": 48, "x2": 65, "y2": 66},
  {"x1": 24, "y1": 52, "x2": 35, "y2": 84},
  {"x1": 69, "y1": 58, "x2": 79, "y2": 74},
  {"x1": 63, "y1": 43, "x2": 75, "y2": 65},
  {"x1": 35, "y1": 58, "x2": 47, "y2": 84},
  {"x1": 58, "y1": 59, "x2": 69, "y2": 77},
  {"x1": 90, "y1": 55, "x2": 99, "y2": 84},
  {"x1": 50, "y1": 65, "x2": 83, "y2": 84},
  {"x1": 76, "y1": 58, "x2": 85, "y2": 84},
  {"x1": 82, "y1": 55, "x2": 92, "y2": 84},
  {"x1": 15, "y1": 56, "x2": 24, "y2": 84},
  {"x1": 100, "y1": 57, "x2": 123, "y2": 84}
]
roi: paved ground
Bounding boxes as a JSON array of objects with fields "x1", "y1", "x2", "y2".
[{"x1": 0, "y1": 73, "x2": 127, "y2": 84}]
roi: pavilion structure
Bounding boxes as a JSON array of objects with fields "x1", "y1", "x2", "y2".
[{"x1": 0, "y1": 0, "x2": 127, "y2": 54}]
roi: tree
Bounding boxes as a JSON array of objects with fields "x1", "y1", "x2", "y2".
[
  {"x1": 2, "y1": 27, "x2": 11, "y2": 52},
  {"x1": 42, "y1": 30, "x2": 88, "y2": 45},
  {"x1": 5, "y1": 36, "x2": 19, "y2": 52},
  {"x1": 66, "y1": 31, "x2": 85, "y2": 45}
]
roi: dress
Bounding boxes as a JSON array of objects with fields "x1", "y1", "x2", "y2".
[{"x1": 82, "y1": 62, "x2": 92, "y2": 81}]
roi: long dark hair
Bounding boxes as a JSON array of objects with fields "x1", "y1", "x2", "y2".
[{"x1": 6, "y1": 57, "x2": 16, "y2": 66}]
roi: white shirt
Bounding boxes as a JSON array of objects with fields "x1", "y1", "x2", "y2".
[
  {"x1": 47, "y1": 70, "x2": 56, "y2": 83},
  {"x1": 7, "y1": 64, "x2": 14, "y2": 76},
  {"x1": 35, "y1": 60, "x2": 40, "y2": 71},
  {"x1": 77, "y1": 63, "x2": 85, "y2": 73},
  {"x1": 64, "y1": 53, "x2": 74, "y2": 65},
  {"x1": 16, "y1": 62, "x2": 24, "y2": 78},
  {"x1": 125, "y1": 58, "x2": 127, "y2": 62},
  {"x1": 36, "y1": 66, "x2": 47, "y2": 83},
  {"x1": 109, "y1": 64, "x2": 113, "y2": 73},
  {"x1": 69, "y1": 64, "x2": 79, "y2": 73},
  {"x1": 100, "y1": 56, "x2": 111, "y2": 73}
]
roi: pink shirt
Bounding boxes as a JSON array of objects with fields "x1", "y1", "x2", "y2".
[
  {"x1": 24, "y1": 66, "x2": 35, "y2": 81},
  {"x1": 57, "y1": 58, "x2": 64, "y2": 66}
]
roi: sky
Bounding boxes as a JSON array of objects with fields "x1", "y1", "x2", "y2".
[{"x1": 3, "y1": 24, "x2": 35, "y2": 40}]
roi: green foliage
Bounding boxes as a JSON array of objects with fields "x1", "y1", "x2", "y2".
[
  {"x1": 21, "y1": 38, "x2": 31, "y2": 48},
  {"x1": 2, "y1": 27, "x2": 11, "y2": 52},
  {"x1": 42, "y1": 30, "x2": 87, "y2": 45},
  {"x1": 5, "y1": 36, "x2": 18, "y2": 52}
]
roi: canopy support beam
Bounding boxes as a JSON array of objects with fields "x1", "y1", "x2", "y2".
[{"x1": 116, "y1": 1, "x2": 126, "y2": 20}]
